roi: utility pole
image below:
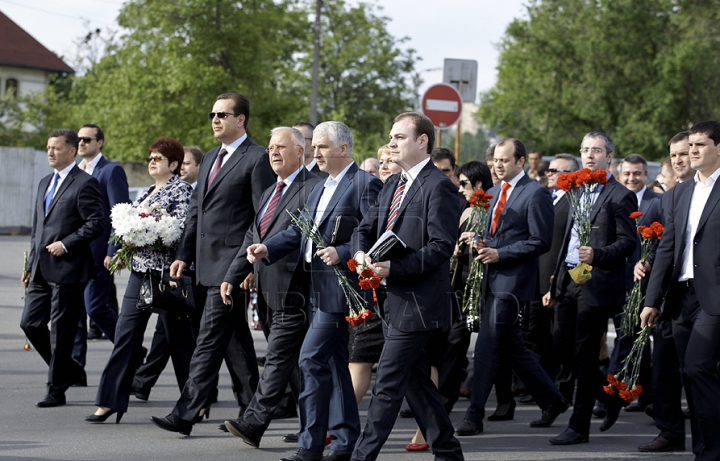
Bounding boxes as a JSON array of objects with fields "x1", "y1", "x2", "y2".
[{"x1": 310, "y1": 0, "x2": 323, "y2": 126}]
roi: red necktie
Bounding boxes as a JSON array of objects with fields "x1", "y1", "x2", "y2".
[
  {"x1": 258, "y1": 181, "x2": 286, "y2": 238},
  {"x1": 207, "y1": 148, "x2": 228, "y2": 187},
  {"x1": 491, "y1": 182, "x2": 512, "y2": 235},
  {"x1": 385, "y1": 174, "x2": 407, "y2": 232}
]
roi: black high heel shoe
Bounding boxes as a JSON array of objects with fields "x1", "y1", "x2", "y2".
[
  {"x1": 487, "y1": 399, "x2": 516, "y2": 421},
  {"x1": 193, "y1": 406, "x2": 211, "y2": 423},
  {"x1": 85, "y1": 408, "x2": 124, "y2": 423}
]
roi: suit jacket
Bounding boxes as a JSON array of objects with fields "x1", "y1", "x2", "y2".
[
  {"x1": 625, "y1": 188, "x2": 662, "y2": 288},
  {"x1": 645, "y1": 177, "x2": 720, "y2": 315},
  {"x1": 538, "y1": 193, "x2": 570, "y2": 294},
  {"x1": 353, "y1": 161, "x2": 460, "y2": 332},
  {"x1": 483, "y1": 175, "x2": 553, "y2": 302},
  {"x1": 176, "y1": 137, "x2": 275, "y2": 286},
  {"x1": 551, "y1": 175, "x2": 637, "y2": 306},
  {"x1": 88, "y1": 156, "x2": 130, "y2": 267},
  {"x1": 29, "y1": 165, "x2": 105, "y2": 284},
  {"x1": 224, "y1": 167, "x2": 322, "y2": 310},
  {"x1": 310, "y1": 162, "x2": 328, "y2": 178},
  {"x1": 264, "y1": 162, "x2": 382, "y2": 313}
]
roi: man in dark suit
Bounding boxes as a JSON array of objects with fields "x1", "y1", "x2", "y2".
[
  {"x1": 634, "y1": 131, "x2": 695, "y2": 453},
  {"x1": 547, "y1": 131, "x2": 637, "y2": 445},
  {"x1": 349, "y1": 113, "x2": 463, "y2": 461},
  {"x1": 151, "y1": 93, "x2": 275, "y2": 435},
  {"x1": 295, "y1": 122, "x2": 327, "y2": 179},
  {"x1": 72, "y1": 124, "x2": 130, "y2": 381},
  {"x1": 455, "y1": 139, "x2": 568, "y2": 437},
  {"x1": 20, "y1": 129, "x2": 104, "y2": 407},
  {"x1": 248, "y1": 121, "x2": 382, "y2": 461},
  {"x1": 641, "y1": 120, "x2": 720, "y2": 461},
  {"x1": 607, "y1": 153, "x2": 662, "y2": 411},
  {"x1": 221, "y1": 126, "x2": 321, "y2": 447}
]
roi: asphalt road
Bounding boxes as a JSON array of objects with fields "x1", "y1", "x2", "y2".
[{"x1": 0, "y1": 235, "x2": 692, "y2": 460}]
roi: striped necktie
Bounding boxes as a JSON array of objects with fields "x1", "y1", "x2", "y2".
[
  {"x1": 258, "y1": 181, "x2": 286, "y2": 238},
  {"x1": 385, "y1": 174, "x2": 407, "y2": 232}
]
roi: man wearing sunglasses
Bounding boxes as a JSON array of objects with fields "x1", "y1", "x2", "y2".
[
  {"x1": 152, "y1": 93, "x2": 275, "y2": 435},
  {"x1": 72, "y1": 124, "x2": 130, "y2": 384}
]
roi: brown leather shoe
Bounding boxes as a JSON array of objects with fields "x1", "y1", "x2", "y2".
[{"x1": 638, "y1": 436, "x2": 685, "y2": 452}]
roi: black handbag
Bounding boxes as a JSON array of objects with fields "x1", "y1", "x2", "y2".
[{"x1": 136, "y1": 269, "x2": 195, "y2": 316}]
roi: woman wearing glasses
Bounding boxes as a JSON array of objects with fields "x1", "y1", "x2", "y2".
[{"x1": 86, "y1": 137, "x2": 195, "y2": 424}]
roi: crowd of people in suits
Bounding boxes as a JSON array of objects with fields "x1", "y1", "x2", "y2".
[{"x1": 20, "y1": 90, "x2": 720, "y2": 461}]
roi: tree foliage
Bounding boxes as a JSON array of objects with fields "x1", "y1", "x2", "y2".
[
  {"x1": 5, "y1": 0, "x2": 415, "y2": 161},
  {"x1": 478, "y1": 0, "x2": 720, "y2": 159}
]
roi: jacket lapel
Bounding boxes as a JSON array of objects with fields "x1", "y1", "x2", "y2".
[
  {"x1": 674, "y1": 181, "x2": 694, "y2": 260},
  {"x1": 590, "y1": 177, "x2": 614, "y2": 223},
  {"x1": 46, "y1": 166, "x2": 78, "y2": 218},
  {"x1": 317, "y1": 164, "x2": 356, "y2": 228},
  {"x1": 205, "y1": 139, "x2": 250, "y2": 195},
  {"x1": 696, "y1": 177, "x2": 720, "y2": 234}
]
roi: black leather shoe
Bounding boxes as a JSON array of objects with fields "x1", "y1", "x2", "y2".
[
  {"x1": 549, "y1": 427, "x2": 589, "y2": 445},
  {"x1": 600, "y1": 397, "x2": 625, "y2": 432},
  {"x1": 592, "y1": 403, "x2": 606, "y2": 418},
  {"x1": 624, "y1": 401, "x2": 647, "y2": 412},
  {"x1": 322, "y1": 450, "x2": 352, "y2": 461},
  {"x1": 454, "y1": 419, "x2": 483, "y2": 436},
  {"x1": 488, "y1": 400, "x2": 516, "y2": 421},
  {"x1": 282, "y1": 433, "x2": 299, "y2": 443},
  {"x1": 644, "y1": 404, "x2": 655, "y2": 419},
  {"x1": 218, "y1": 423, "x2": 229, "y2": 432},
  {"x1": 530, "y1": 398, "x2": 569, "y2": 428},
  {"x1": 638, "y1": 436, "x2": 685, "y2": 452},
  {"x1": 225, "y1": 419, "x2": 261, "y2": 448},
  {"x1": 150, "y1": 414, "x2": 192, "y2": 435},
  {"x1": 36, "y1": 394, "x2": 66, "y2": 407},
  {"x1": 279, "y1": 448, "x2": 323, "y2": 461}
]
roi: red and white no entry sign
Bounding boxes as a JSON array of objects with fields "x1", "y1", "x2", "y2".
[{"x1": 421, "y1": 83, "x2": 463, "y2": 129}]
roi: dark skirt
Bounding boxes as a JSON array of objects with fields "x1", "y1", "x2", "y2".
[{"x1": 348, "y1": 313, "x2": 385, "y2": 363}]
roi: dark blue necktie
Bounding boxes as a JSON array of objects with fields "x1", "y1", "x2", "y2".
[{"x1": 44, "y1": 173, "x2": 60, "y2": 215}]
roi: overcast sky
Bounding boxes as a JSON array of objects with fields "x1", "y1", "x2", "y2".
[{"x1": 1, "y1": 0, "x2": 528, "y2": 100}]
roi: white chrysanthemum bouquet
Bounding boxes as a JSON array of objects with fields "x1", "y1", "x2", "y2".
[{"x1": 108, "y1": 201, "x2": 182, "y2": 274}]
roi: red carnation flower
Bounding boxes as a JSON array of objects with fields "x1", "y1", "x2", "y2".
[
  {"x1": 629, "y1": 211, "x2": 643, "y2": 219},
  {"x1": 347, "y1": 259, "x2": 359, "y2": 272}
]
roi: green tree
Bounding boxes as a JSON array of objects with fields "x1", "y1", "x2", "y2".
[
  {"x1": 477, "y1": 0, "x2": 720, "y2": 160},
  {"x1": 440, "y1": 130, "x2": 490, "y2": 165}
]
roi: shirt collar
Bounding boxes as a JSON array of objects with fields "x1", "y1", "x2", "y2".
[
  {"x1": 55, "y1": 162, "x2": 76, "y2": 178},
  {"x1": 83, "y1": 152, "x2": 103, "y2": 173},
  {"x1": 325, "y1": 161, "x2": 354, "y2": 186},
  {"x1": 693, "y1": 166, "x2": 720, "y2": 186},
  {"x1": 279, "y1": 165, "x2": 304, "y2": 187},
  {"x1": 502, "y1": 169, "x2": 525, "y2": 189},
  {"x1": 222, "y1": 133, "x2": 248, "y2": 154},
  {"x1": 635, "y1": 186, "x2": 647, "y2": 203}
]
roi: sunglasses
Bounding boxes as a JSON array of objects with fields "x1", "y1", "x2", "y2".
[
  {"x1": 78, "y1": 137, "x2": 95, "y2": 143},
  {"x1": 146, "y1": 156, "x2": 168, "y2": 164},
  {"x1": 208, "y1": 111, "x2": 237, "y2": 120},
  {"x1": 546, "y1": 168, "x2": 572, "y2": 174}
]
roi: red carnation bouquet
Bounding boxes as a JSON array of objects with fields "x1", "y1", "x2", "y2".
[
  {"x1": 621, "y1": 213, "x2": 663, "y2": 336},
  {"x1": 346, "y1": 258, "x2": 379, "y2": 326},
  {"x1": 461, "y1": 190, "x2": 493, "y2": 325},
  {"x1": 557, "y1": 168, "x2": 608, "y2": 284}
]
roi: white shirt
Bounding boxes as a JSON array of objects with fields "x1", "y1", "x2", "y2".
[
  {"x1": 678, "y1": 167, "x2": 720, "y2": 281},
  {"x1": 635, "y1": 186, "x2": 647, "y2": 209},
  {"x1": 304, "y1": 161, "x2": 354, "y2": 262},
  {"x1": 492, "y1": 169, "x2": 525, "y2": 218},
  {"x1": 257, "y1": 166, "x2": 303, "y2": 225},
  {"x1": 553, "y1": 189, "x2": 566, "y2": 205},
  {"x1": 45, "y1": 162, "x2": 76, "y2": 200},
  {"x1": 80, "y1": 153, "x2": 103, "y2": 175},
  {"x1": 219, "y1": 133, "x2": 248, "y2": 167}
]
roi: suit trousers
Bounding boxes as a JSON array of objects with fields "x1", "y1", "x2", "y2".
[
  {"x1": 554, "y1": 273, "x2": 620, "y2": 435},
  {"x1": 670, "y1": 284, "x2": 720, "y2": 461},
  {"x1": 351, "y1": 326, "x2": 463, "y2": 461},
  {"x1": 96, "y1": 271, "x2": 195, "y2": 412},
  {"x1": 72, "y1": 266, "x2": 118, "y2": 368},
  {"x1": 298, "y1": 305, "x2": 359, "y2": 452},
  {"x1": 466, "y1": 292, "x2": 561, "y2": 423},
  {"x1": 243, "y1": 306, "x2": 307, "y2": 434},
  {"x1": 132, "y1": 287, "x2": 207, "y2": 397},
  {"x1": 172, "y1": 286, "x2": 258, "y2": 421},
  {"x1": 20, "y1": 270, "x2": 86, "y2": 398},
  {"x1": 651, "y1": 317, "x2": 685, "y2": 442}
]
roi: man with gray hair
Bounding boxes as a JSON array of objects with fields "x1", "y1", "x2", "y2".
[
  {"x1": 221, "y1": 126, "x2": 322, "y2": 448},
  {"x1": 247, "y1": 121, "x2": 382, "y2": 461}
]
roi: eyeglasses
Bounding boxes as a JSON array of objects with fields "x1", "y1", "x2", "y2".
[
  {"x1": 78, "y1": 137, "x2": 95, "y2": 144},
  {"x1": 546, "y1": 168, "x2": 572, "y2": 174},
  {"x1": 579, "y1": 147, "x2": 604, "y2": 155},
  {"x1": 146, "y1": 156, "x2": 168, "y2": 164},
  {"x1": 208, "y1": 112, "x2": 237, "y2": 120},
  {"x1": 459, "y1": 179, "x2": 470, "y2": 187}
]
